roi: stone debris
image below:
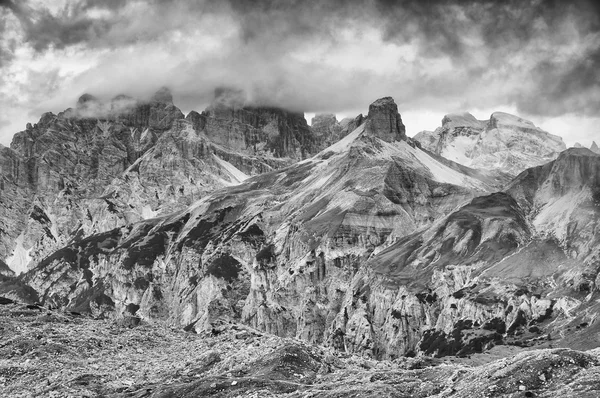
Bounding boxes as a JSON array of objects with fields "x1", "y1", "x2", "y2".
[{"x1": 1, "y1": 302, "x2": 600, "y2": 397}]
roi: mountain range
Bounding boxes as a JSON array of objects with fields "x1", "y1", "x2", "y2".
[
  {"x1": 414, "y1": 112, "x2": 567, "y2": 176},
  {"x1": 1, "y1": 90, "x2": 600, "y2": 395}
]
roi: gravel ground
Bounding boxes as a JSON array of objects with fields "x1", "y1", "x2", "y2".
[{"x1": 2, "y1": 302, "x2": 600, "y2": 398}]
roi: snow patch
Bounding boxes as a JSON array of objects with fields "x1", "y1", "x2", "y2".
[
  {"x1": 323, "y1": 123, "x2": 365, "y2": 154},
  {"x1": 213, "y1": 155, "x2": 249, "y2": 184},
  {"x1": 5, "y1": 233, "x2": 31, "y2": 275},
  {"x1": 141, "y1": 205, "x2": 159, "y2": 220},
  {"x1": 411, "y1": 145, "x2": 481, "y2": 188},
  {"x1": 440, "y1": 135, "x2": 477, "y2": 166}
]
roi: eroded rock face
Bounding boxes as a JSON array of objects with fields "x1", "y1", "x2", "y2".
[
  {"x1": 1, "y1": 108, "x2": 164, "y2": 272},
  {"x1": 414, "y1": 111, "x2": 567, "y2": 175},
  {"x1": 200, "y1": 88, "x2": 318, "y2": 159},
  {"x1": 15, "y1": 114, "x2": 500, "y2": 358},
  {"x1": 4, "y1": 96, "x2": 598, "y2": 363},
  {"x1": 339, "y1": 149, "x2": 600, "y2": 358},
  {"x1": 364, "y1": 97, "x2": 406, "y2": 142},
  {"x1": 0, "y1": 88, "x2": 328, "y2": 274},
  {"x1": 19, "y1": 145, "x2": 600, "y2": 360}
]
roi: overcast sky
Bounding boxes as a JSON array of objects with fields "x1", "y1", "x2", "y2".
[{"x1": 0, "y1": 0, "x2": 598, "y2": 147}]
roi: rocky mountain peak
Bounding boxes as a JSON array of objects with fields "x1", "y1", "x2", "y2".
[
  {"x1": 311, "y1": 113, "x2": 338, "y2": 137},
  {"x1": 441, "y1": 112, "x2": 484, "y2": 129},
  {"x1": 3, "y1": 90, "x2": 600, "y2": 379},
  {"x1": 488, "y1": 111, "x2": 536, "y2": 130},
  {"x1": 364, "y1": 96, "x2": 406, "y2": 142},
  {"x1": 591, "y1": 141, "x2": 600, "y2": 154},
  {"x1": 555, "y1": 146, "x2": 599, "y2": 161},
  {"x1": 414, "y1": 110, "x2": 566, "y2": 175},
  {"x1": 38, "y1": 112, "x2": 56, "y2": 127},
  {"x1": 151, "y1": 86, "x2": 174, "y2": 104}
]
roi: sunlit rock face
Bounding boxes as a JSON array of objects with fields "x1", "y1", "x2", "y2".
[
  {"x1": 414, "y1": 111, "x2": 567, "y2": 175},
  {"x1": 198, "y1": 88, "x2": 319, "y2": 160},
  {"x1": 12, "y1": 97, "x2": 506, "y2": 357},
  {"x1": 3, "y1": 95, "x2": 599, "y2": 362},
  {"x1": 364, "y1": 97, "x2": 406, "y2": 142},
  {"x1": 348, "y1": 148, "x2": 600, "y2": 358},
  {"x1": 0, "y1": 88, "x2": 336, "y2": 274}
]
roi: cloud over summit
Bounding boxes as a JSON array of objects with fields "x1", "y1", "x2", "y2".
[{"x1": 0, "y1": 0, "x2": 598, "y2": 144}]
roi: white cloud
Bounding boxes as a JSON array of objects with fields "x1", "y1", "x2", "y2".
[{"x1": 0, "y1": 0, "x2": 598, "y2": 148}]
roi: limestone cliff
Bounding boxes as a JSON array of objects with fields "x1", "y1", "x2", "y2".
[
  {"x1": 197, "y1": 88, "x2": 324, "y2": 160},
  {"x1": 10, "y1": 98, "x2": 503, "y2": 359},
  {"x1": 0, "y1": 88, "x2": 328, "y2": 274},
  {"x1": 3, "y1": 96, "x2": 597, "y2": 362}
]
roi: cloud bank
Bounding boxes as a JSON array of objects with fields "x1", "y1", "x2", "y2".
[{"x1": 0, "y1": 0, "x2": 598, "y2": 145}]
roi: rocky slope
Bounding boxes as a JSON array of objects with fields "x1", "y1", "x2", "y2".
[
  {"x1": 3, "y1": 301, "x2": 600, "y2": 398},
  {"x1": 350, "y1": 147, "x2": 600, "y2": 358},
  {"x1": 2, "y1": 97, "x2": 511, "y2": 359},
  {"x1": 0, "y1": 88, "x2": 330, "y2": 275},
  {"x1": 197, "y1": 87, "x2": 319, "y2": 160},
  {"x1": 2, "y1": 95, "x2": 598, "y2": 367},
  {"x1": 414, "y1": 111, "x2": 566, "y2": 175}
]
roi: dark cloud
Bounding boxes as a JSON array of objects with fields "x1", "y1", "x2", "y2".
[
  {"x1": 515, "y1": 47, "x2": 600, "y2": 116},
  {"x1": 4, "y1": 0, "x2": 127, "y2": 51},
  {"x1": 1, "y1": 0, "x2": 600, "y2": 121},
  {"x1": 0, "y1": 1, "x2": 16, "y2": 67}
]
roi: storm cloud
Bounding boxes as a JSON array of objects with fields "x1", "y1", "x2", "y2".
[{"x1": 0, "y1": 0, "x2": 598, "y2": 144}]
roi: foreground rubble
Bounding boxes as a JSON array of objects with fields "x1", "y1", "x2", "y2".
[{"x1": 1, "y1": 302, "x2": 600, "y2": 397}]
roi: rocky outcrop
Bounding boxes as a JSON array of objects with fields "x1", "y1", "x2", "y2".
[
  {"x1": 12, "y1": 101, "x2": 502, "y2": 359},
  {"x1": 340, "y1": 148, "x2": 600, "y2": 358},
  {"x1": 364, "y1": 97, "x2": 406, "y2": 142},
  {"x1": 413, "y1": 129, "x2": 440, "y2": 151},
  {"x1": 16, "y1": 140, "x2": 600, "y2": 360},
  {"x1": 4, "y1": 95, "x2": 598, "y2": 363},
  {"x1": 4, "y1": 300, "x2": 600, "y2": 398},
  {"x1": 311, "y1": 114, "x2": 341, "y2": 146},
  {"x1": 198, "y1": 88, "x2": 318, "y2": 159},
  {"x1": 414, "y1": 111, "x2": 566, "y2": 175},
  {"x1": 0, "y1": 88, "x2": 318, "y2": 274},
  {"x1": 591, "y1": 141, "x2": 600, "y2": 154}
]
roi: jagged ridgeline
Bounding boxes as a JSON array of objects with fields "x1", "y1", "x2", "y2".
[
  {"x1": 1, "y1": 90, "x2": 600, "y2": 360},
  {"x1": 0, "y1": 87, "x2": 355, "y2": 274}
]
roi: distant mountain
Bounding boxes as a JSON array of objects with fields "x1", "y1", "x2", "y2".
[
  {"x1": 2, "y1": 94, "x2": 599, "y2": 362},
  {"x1": 0, "y1": 87, "x2": 335, "y2": 274},
  {"x1": 360, "y1": 147, "x2": 600, "y2": 357},
  {"x1": 310, "y1": 113, "x2": 364, "y2": 149},
  {"x1": 414, "y1": 112, "x2": 566, "y2": 175},
  {"x1": 2, "y1": 97, "x2": 517, "y2": 359}
]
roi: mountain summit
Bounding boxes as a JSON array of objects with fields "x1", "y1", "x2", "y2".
[
  {"x1": 364, "y1": 97, "x2": 406, "y2": 142},
  {"x1": 1, "y1": 93, "x2": 599, "y2": 369},
  {"x1": 0, "y1": 88, "x2": 340, "y2": 275},
  {"x1": 415, "y1": 111, "x2": 566, "y2": 175}
]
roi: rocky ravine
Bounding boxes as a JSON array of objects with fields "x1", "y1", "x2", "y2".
[
  {"x1": 0, "y1": 87, "x2": 335, "y2": 275},
  {"x1": 414, "y1": 111, "x2": 566, "y2": 175}
]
